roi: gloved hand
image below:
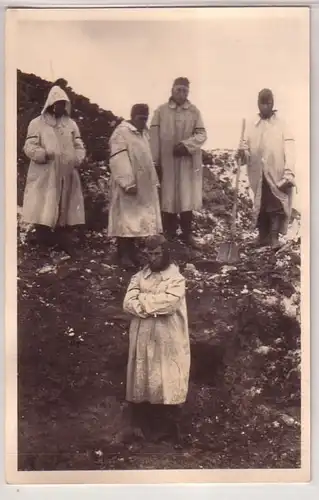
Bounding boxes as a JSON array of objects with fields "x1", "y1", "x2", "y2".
[
  {"x1": 173, "y1": 143, "x2": 191, "y2": 157},
  {"x1": 125, "y1": 184, "x2": 137, "y2": 195},
  {"x1": 277, "y1": 171, "x2": 296, "y2": 192},
  {"x1": 45, "y1": 151, "x2": 55, "y2": 162}
]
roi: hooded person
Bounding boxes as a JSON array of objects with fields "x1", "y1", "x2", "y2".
[
  {"x1": 237, "y1": 88, "x2": 296, "y2": 249},
  {"x1": 22, "y1": 84, "x2": 86, "y2": 256},
  {"x1": 107, "y1": 103, "x2": 163, "y2": 270},
  {"x1": 149, "y1": 77, "x2": 207, "y2": 248},
  {"x1": 123, "y1": 234, "x2": 190, "y2": 442},
  {"x1": 50, "y1": 78, "x2": 68, "y2": 92}
]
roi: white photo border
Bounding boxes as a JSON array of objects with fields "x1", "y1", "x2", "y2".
[{"x1": 0, "y1": 0, "x2": 317, "y2": 498}]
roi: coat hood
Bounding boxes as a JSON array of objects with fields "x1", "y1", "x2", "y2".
[{"x1": 42, "y1": 86, "x2": 71, "y2": 115}]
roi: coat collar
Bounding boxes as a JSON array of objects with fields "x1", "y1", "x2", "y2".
[
  {"x1": 122, "y1": 120, "x2": 149, "y2": 136},
  {"x1": 254, "y1": 110, "x2": 278, "y2": 126},
  {"x1": 168, "y1": 98, "x2": 191, "y2": 110}
]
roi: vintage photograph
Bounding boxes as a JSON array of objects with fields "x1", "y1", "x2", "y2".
[{"x1": 6, "y1": 6, "x2": 309, "y2": 480}]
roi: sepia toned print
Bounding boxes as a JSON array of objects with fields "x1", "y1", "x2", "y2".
[{"x1": 5, "y1": 7, "x2": 310, "y2": 484}]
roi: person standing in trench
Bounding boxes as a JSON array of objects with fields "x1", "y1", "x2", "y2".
[
  {"x1": 150, "y1": 77, "x2": 207, "y2": 248},
  {"x1": 22, "y1": 84, "x2": 86, "y2": 258},
  {"x1": 123, "y1": 234, "x2": 190, "y2": 442},
  {"x1": 237, "y1": 88, "x2": 296, "y2": 249}
]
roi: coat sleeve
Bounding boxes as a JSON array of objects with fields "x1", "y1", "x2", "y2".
[
  {"x1": 149, "y1": 107, "x2": 161, "y2": 166},
  {"x1": 239, "y1": 119, "x2": 251, "y2": 165},
  {"x1": 138, "y1": 275, "x2": 186, "y2": 316},
  {"x1": 123, "y1": 272, "x2": 148, "y2": 318},
  {"x1": 23, "y1": 119, "x2": 47, "y2": 164},
  {"x1": 109, "y1": 129, "x2": 136, "y2": 190},
  {"x1": 181, "y1": 110, "x2": 207, "y2": 154},
  {"x1": 282, "y1": 122, "x2": 296, "y2": 176},
  {"x1": 72, "y1": 121, "x2": 86, "y2": 167}
]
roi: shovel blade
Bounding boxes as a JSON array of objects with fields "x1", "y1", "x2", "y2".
[{"x1": 216, "y1": 242, "x2": 240, "y2": 264}]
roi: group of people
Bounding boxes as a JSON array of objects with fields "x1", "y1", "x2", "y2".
[
  {"x1": 99, "y1": 75, "x2": 209, "y2": 269},
  {"x1": 21, "y1": 77, "x2": 296, "y2": 262},
  {"x1": 20, "y1": 76, "x2": 296, "y2": 442}
]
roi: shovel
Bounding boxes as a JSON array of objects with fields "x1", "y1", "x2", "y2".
[{"x1": 216, "y1": 118, "x2": 246, "y2": 264}]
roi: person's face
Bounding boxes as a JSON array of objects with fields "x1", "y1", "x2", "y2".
[
  {"x1": 131, "y1": 113, "x2": 149, "y2": 132},
  {"x1": 171, "y1": 84, "x2": 189, "y2": 105},
  {"x1": 53, "y1": 100, "x2": 67, "y2": 118},
  {"x1": 258, "y1": 94, "x2": 274, "y2": 119},
  {"x1": 148, "y1": 246, "x2": 165, "y2": 272}
]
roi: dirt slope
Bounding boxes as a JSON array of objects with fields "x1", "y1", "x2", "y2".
[{"x1": 17, "y1": 72, "x2": 301, "y2": 470}]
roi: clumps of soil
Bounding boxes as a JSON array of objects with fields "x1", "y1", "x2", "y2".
[{"x1": 17, "y1": 71, "x2": 301, "y2": 471}]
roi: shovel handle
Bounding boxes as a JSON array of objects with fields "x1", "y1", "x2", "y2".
[{"x1": 230, "y1": 118, "x2": 246, "y2": 236}]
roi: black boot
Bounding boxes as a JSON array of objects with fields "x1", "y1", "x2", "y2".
[
  {"x1": 146, "y1": 404, "x2": 180, "y2": 442},
  {"x1": 254, "y1": 211, "x2": 271, "y2": 247},
  {"x1": 117, "y1": 238, "x2": 138, "y2": 270},
  {"x1": 166, "y1": 405, "x2": 184, "y2": 444},
  {"x1": 147, "y1": 404, "x2": 170, "y2": 441},
  {"x1": 55, "y1": 226, "x2": 77, "y2": 258},
  {"x1": 32, "y1": 224, "x2": 55, "y2": 248},
  {"x1": 130, "y1": 238, "x2": 143, "y2": 267},
  {"x1": 162, "y1": 212, "x2": 178, "y2": 241},
  {"x1": 270, "y1": 214, "x2": 282, "y2": 250},
  {"x1": 129, "y1": 402, "x2": 148, "y2": 440},
  {"x1": 180, "y1": 211, "x2": 201, "y2": 249}
]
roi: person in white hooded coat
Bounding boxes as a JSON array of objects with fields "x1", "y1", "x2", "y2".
[{"x1": 22, "y1": 84, "x2": 86, "y2": 256}]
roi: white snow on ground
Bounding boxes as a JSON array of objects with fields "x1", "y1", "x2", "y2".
[{"x1": 17, "y1": 150, "x2": 301, "y2": 246}]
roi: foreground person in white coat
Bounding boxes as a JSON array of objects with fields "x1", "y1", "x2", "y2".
[
  {"x1": 123, "y1": 234, "x2": 190, "y2": 442},
  {"x1": 22, "y1": 85, "x2": 86, "y2": 257}
]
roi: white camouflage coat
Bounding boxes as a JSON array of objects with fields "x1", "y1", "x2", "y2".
[
  {"x1": 150, "y1": 99, "x2": 207, "y2": 213},
  {"x1": 22, "y1": 86, "x2": 86, "y2": 228},
  {"x1": 242, "y1": 113, "x2": 295, "y2": 234},
  {"x1": 123, "y1": 263, "x2": 190, "y2": 405},
  {"x1": 107, "y1": 121, "x2": 163, "y2": 237}
]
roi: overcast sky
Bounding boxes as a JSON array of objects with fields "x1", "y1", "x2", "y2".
[{"x1": 15, "y1": 8, "x2": 309, "y2": 209}]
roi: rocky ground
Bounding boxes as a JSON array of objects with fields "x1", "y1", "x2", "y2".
[{"x1": 17, "y1": 149, "x2": 301, "y2": 471}]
